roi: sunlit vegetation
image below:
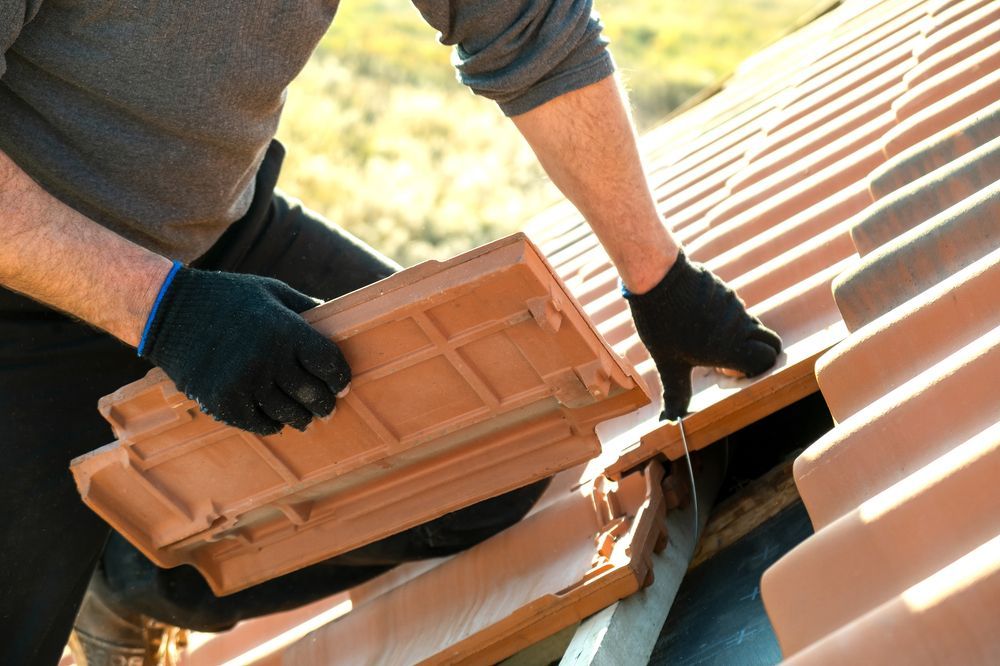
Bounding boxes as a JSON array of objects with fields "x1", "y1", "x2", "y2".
[{"x1": 276, "y1": 0, "x2": 823, "y2": 267}]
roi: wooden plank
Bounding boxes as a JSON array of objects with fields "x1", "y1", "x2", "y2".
[
  {"x1": 604, "y1": 303, "x2": 851, "y2": 480},
  {"x1": 500, "y1": 624, "x2": 579, "y2": 666},
  {"x1": 559, "y1": 447, "x2": 726, "y2": 666},
  {"x1": 608, "y1": 344, "x2": 826, "y2": 477},
  {"x1": 691, "y1": 455, "x2": 802, "y2": 568}
]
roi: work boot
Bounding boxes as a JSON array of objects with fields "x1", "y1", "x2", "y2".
[{"x1": 69, "y1": 579, "x2": 188, "y2": 666}]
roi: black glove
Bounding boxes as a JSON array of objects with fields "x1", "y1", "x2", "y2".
[
  {"x1": 624, "y1": 251, "x2": 782, "y2": 421},
  {"x1": 138, "y1": 264, "x2": 350, "y2": 435}
]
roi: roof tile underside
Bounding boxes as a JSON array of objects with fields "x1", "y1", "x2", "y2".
[{"x1": 74, "y1": 235, "x2": 649, "y2": 596}]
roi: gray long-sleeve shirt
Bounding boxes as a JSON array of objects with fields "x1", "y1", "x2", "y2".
[{"x1": 0, "y1": 1, "x2": 613, "y2": 262}]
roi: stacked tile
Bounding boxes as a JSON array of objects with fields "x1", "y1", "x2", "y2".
[
  {"x1": 283, "y1": 464, "x2": 668, "y2": 665},
  {"x1": 760, "y1": 14, "x2": 1000, "y2": 661}
]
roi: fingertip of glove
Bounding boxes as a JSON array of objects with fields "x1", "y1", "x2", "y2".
[
  {"x1": 282, "y1": 409, "x2": 315, "y2": 433},
  {"x1": 299, "y1": 336, "x2": 352, "y2": 392},
  {"x1": 750, "y1": 324, "x2": 783, "y2": 355},
  {"x1": 271, "y1": 279, "x2": 324, "y2": 314},
  {"x1": 288, "y1": 420, "x2": 310, "y2": 433},
  {"x1": 192, "y1": 395, "x2": 282, "y2": 437},
  {"x1": 244, "y1": 415, "x2": 285, "y2": 437},
  {"x1": 740, "y1": 339, "x2": 781, "y2": 378},
  {"x1": 659, "y1": 406, "x2": 688, "y2": 422},
  {"x1": 659, "y1": 394, "x2": 691, "y2": 422}
]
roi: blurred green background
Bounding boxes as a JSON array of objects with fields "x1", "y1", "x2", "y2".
[{"x1": 276, "y1": 0, "x2": 823, "y2": 267}]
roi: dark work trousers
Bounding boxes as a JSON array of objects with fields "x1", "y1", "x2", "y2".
[{"x1": 0, "y1": 142, "x2": 549, "y2": 665}]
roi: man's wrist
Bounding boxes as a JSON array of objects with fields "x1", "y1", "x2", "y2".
[
  {"x1": 73, "y1": 249, "x2": 174, "y2": 348},
  {"x1": 618, "y1": 235, "x2": 680, "y2": 295},
  {"x1": 0, "y1": 147, "x2": 179, "y2": 348},
  {"x1": 133, "y1": 259, "x2": 181, "y2": 352}
]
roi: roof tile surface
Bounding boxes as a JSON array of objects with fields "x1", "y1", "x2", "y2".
[
  {"x1": 270, "y1": 0, "x2": 997, "y2": 660},
  {"x1": 66, "y1": 0, "x2": 998, "y2": 660},
  {"x1": 759, "y1": 0, "x2": 999, "y2": 659}
]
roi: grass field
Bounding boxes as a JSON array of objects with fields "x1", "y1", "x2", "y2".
[{"x1": 275, "y1": 1, "x2": 823, "y2": 267}]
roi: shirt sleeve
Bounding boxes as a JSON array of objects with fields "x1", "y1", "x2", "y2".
[
  {"x1": 410, "y1": 0, "x2": 615, "y2": 116},
  {"x1": 0, "y1": 0, "x2": 42, "y2": 78}
]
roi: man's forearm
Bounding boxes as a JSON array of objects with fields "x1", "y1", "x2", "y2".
[
  {"x1": 511, "y1": 75, "x2": 679, "y2": 294},
  {"x1": 0, "y1": 149, "x2": 172, "y2": 346}
]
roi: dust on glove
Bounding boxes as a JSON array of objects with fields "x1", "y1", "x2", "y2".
[
  {"x1": 624, "y1": 250, "x2": 782, "y2": 421},
  {"x1": 138, "y1": 263, "x2": 350, "y2": 435}
]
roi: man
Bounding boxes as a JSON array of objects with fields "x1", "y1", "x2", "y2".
[{"x1": 0, "y1": 1, "x2": 781, "y2": 663}]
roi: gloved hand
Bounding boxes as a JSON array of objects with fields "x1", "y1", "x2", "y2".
[
  {"x1": 138, "y1": 263, "x2": 350, "y2": 435},
  {"x1": 624, "y1": 250, "x2": 782, "y2": 420}
]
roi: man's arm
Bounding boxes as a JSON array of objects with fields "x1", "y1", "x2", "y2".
[
  {"x1": 0, "y1": 148, "x2": 172, "y2": 345},
  {"x1": 511, "y1": 75, "x2": 678, "y2": 294},
  {"x1": 0, "y1": 149, "x2": 349, "y2": 434},
  {"x1": 511, "y1": 75, "x2": 782, "y2": 419}
]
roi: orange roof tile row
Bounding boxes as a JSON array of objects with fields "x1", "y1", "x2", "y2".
[
  {"x1": 180, "y1": 560, "x2": 448, "y2": 665},
  {"x1": 759, "y1": 1, "x2": 1000, "y2": 658},
  {"x1": 260, "y1": 0, "x2": 1000, "y2": 661},
  {"x1": 74, "y1": 0, "x2": 995, "y2": 661}
]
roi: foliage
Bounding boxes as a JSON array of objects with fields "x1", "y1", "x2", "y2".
[{"x1": 275, "y1": 0, "x2": 822, "y2": 267}]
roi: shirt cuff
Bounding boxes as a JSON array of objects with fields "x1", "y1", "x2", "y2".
[{"x1": 497, "y1": 49, "x2": 616, "y2": 117}]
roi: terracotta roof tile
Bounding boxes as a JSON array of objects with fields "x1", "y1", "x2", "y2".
[
  {"x1": 817, "y1": 246, "x2": 1000, "y2": 421},
  {"x1": 784, "y1": 532, "x2": 1000, "y2": 665},
  {"x1": 759, "y1": 0, "x2": 1000, "y2": 657},
  {"x1": 769, "y1": 420, "x2": 1000, "y2": 656},
  {"x1": 833, "y1": 177, "x2": 1000, "y2": 329},
  {"x1": 868, "y1": 98, "x2": 998, "y2": 198},
  {"x1": 854, "y1": 135, "x2": 999, "y2": 254},
  {"x1": 71, "y1": 234, "x2": 649, "y2": 595}
]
